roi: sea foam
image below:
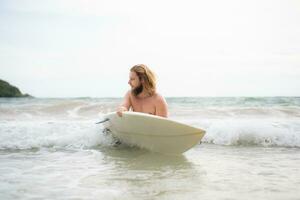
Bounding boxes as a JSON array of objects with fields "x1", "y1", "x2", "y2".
[
  {"x1": 199, "y1": 118, "x2": 300, "y2": 147},
  {"x1": 0, "y1": 121, "x2": 115, "y2": 150},
  {"x1": 0, "y1": 97, "x2": 299, "y2": 149}
]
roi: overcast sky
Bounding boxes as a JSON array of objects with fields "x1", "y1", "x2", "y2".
[{"x1": 0, "y1": 0, "x2": 299, "y2": 97}]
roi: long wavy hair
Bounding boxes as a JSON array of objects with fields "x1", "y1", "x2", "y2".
[{"x1": 130, "y1": 64, "x2": 157, "y2": 97}]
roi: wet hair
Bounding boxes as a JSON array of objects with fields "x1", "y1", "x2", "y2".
[{"x1": 130, "y1": 64, "x2": 157, "y2": 97}]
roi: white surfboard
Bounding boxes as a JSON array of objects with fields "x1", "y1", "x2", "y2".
[{"x1": 101, "y1": 111, "x2": 205, "y2": 154}]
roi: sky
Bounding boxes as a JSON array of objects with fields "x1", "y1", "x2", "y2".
[{"x1": 0, "y1": 0, "x2": 299, "y2": 97}]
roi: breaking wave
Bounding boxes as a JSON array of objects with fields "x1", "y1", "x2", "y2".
[{"x1": 0, "y1": 97, "x2": 299, "y2": 150}]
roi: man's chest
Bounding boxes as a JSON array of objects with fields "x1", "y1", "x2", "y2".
[{"x1": 131, "y1": 98, "x2": 156, "y2": 114}]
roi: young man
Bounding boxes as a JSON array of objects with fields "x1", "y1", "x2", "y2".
[{"x1": 117, "y1": 64, "x2": 168, "y2": 118}]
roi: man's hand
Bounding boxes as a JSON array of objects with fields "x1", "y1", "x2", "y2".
[{"x1": 117, "y1": 106, "x2": 127, "y2": 117}]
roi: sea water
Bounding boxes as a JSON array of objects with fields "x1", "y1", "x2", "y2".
[{"x1": 0, "y1": 97, "x2": 299, "y2": 200}]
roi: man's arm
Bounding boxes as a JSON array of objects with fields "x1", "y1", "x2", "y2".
[
  {"x1": 117, "y1": 91, "x2": 131, "y2": 117},
  {"x1": 155, "y1": 95, "x2": 168, "y2": 118}
]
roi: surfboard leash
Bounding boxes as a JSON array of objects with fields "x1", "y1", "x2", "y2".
[{"x1": 95, "y1": 118, "x2": 109, "y2": 124}]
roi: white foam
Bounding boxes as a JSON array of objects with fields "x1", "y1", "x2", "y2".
[
  {"x1": 1, "y1": 98, "x2": 299, "y2": 149},
  {"x1": 197, "y1": 118, "x2": 300, "y2": 147},
  {"x1": 0, "y1": 120, "x2": 115, "y2": 150},
  {"x1": 1, "y1": 117, "x2": 299, "y2": 150}
]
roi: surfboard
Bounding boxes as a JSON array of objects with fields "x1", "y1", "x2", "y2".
[{"x1": 100, "y1": 111, "x2": 206, "y2": 154}]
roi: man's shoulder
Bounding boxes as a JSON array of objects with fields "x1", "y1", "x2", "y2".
[
  {"x1": 124, "y1": 90, "x2": 133, "y2": 102},
  {"x1": 153, "y1": 93, "x2": 167, "y2": 103},
  {"x1": 125, "y1": 90, "x2": 132, "y2": 97},
  {"x1": 154, "y1": 92, "x2": 163, "y2": 99}
]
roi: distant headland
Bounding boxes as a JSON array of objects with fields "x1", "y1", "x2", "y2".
[{"x1": 0, "y1": 79, "x2": 32, "y2": 97}]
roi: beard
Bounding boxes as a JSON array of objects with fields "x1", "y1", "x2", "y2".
[{"x1": 132, "y1": 84, "x2": 143, "y2": 96}]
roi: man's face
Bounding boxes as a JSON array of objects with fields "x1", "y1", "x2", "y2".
[{"x1": 128, "y1": 71, "x2": 141, "y2": 89}]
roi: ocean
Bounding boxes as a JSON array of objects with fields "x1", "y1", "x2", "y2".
[{"x1": 0, "y1": 97, "x2": 299, "y2": 200}]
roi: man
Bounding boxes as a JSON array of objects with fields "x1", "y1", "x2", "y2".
[{"x1": 117, "y1": 64, "x2": 168, "y2": 118}]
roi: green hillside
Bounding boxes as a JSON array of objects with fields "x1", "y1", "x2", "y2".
[{"x1": 0, "y1": 79, "x2": 31, "y2": 97}]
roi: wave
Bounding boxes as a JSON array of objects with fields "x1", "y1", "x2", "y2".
[
  {"x1": 0, "y1": 99, "x2": 119, "y2": 120},
  {"x1": 0, "y1": 121, "x2": 116, "y2": 150},
  {"x1": 168, "y1": 96, "x2": 300, "y2": 107},
  {"x1": 197, "y1": 119, "x2": 300, "y2": 147},
  {"x1": 1, "y1": 103, "x2": 299, "y2": 121},
  {"x1": 0, "y1": 118, "x2": 299, "y2": 150},
  {"x1": 0, "y1": 97, "x2": 299, "y2": 150}
]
